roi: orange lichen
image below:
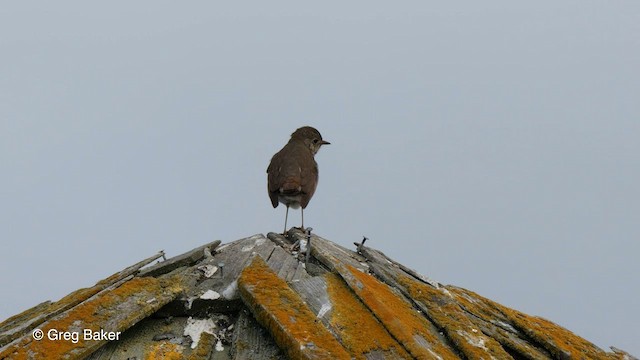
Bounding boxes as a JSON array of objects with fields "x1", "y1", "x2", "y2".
[
  {"x1": 446, "y1": 286, "x2": 505, "y2": 321},
  {"x1": 51, "y1": 287, "x2": 103, "y2": 311},
  {"x1": 238, "y1": 256, "x2": 350, "y2": 360},
  {"x1": 1, "y1": 277, "x2": 183, "y2": 360},
  {"x1": 445, "y1": 286, "x2": 552, "y2": 359},
  {"x1": 343, "y1": 265, "x2": 458, "y2": 360},
  {"x1": 449, "y1": 287, "x2": 615, "y2": 360},
  {"x1": 1, "y1": 287, "x2": 103, "y2": 350},
  {"x1": 0, "y1": 276, "x2": 139, "y2": 350},
  {"x1": 0, "y1": 301, "x2": 51, "y2": 332},
  {"x1": 145, "y1": 342, "x2": 184, "y2": 360},
  {"x1": 187, "y1": 332, "x2": 215, "y2": 360},
  {"x1": 398, "y1": 275, "x2": 511, "y2": 359},
  {"x1": 324, "y1": 273, "x2": 412, "y2": 359},
  {"x1": 1, "y1": 255, "x2": 168, "y2": 352}
]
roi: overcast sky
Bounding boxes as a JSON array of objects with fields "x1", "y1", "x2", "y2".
[{"x1": 1, "y1": 1, "x2": 638, "y2": 355}]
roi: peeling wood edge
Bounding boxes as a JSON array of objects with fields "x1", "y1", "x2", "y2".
[
  {"x1": 446, "y1": 291, "x2": 554, "y2": 359},
  {"x1": 138, "y1": 240, "x2": 222, "y2": 278},
  {"x1": 357, "y1": 244, "x2": 442, "y2": 289},
  {"x1": 97, "y1": 250, "x2": 166, "y2": 286},
  {"x1": 452, "y1": 301, "x2": 553, "y2": 359},
  {"x1": 318, "y1": 250, "x2": 458, "y2": 359},
  {"x1": 364, "y1": 258, "x2": 516, "y2": 360},
  {"x1": 0, "y1": 276, "x2": 185, "y2": 360},
  {"x1": 394, "y1": 271, "x2": 513, "y2": 359},
  {"x1": 266, "y1": 232, "x2": 291, "y2": 248},
  {"x1": 65, "y1": 282, "x2": 184, "y2": 360},
  {"x1": 610, "y1": 347, "x2": 639, "y2": 360},
  {"x1": 0, "y1": 251, "x2": 166, "y2": 348},
  {"x1": 0, "y1": 301, "x2": 51, "y2": 334},
  {"x1": 295, "y1": 233, "x2": 368, "y2": 276}
]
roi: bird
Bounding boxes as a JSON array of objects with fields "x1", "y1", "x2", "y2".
[{"x1": 267, "y1": 126, "x2": 330, "y2": 234}]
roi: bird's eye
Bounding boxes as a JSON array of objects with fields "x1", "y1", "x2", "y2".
[{"x1": 313, "y1": 139, "x2": 319, "y2": 144}]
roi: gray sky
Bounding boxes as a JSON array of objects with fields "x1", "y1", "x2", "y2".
[{"x1": 1, "y1": 1, "x2": 639, "y2": 355}]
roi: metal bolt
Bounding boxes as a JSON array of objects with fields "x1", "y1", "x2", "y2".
[{"x1": 358, "y1": 236, "x2": 368, "y2": 253}]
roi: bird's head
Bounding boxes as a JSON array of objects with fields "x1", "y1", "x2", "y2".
[{"x1": 291, "y1": 126, "x2": 330, "y2": 155}]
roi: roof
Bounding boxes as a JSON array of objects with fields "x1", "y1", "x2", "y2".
[{"x1": 0, "y1": 229, "x2": 636, "y2": 360}]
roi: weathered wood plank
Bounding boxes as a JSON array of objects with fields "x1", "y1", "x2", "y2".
[
  {"x1": 85, "y1": 315, "x2": 225, "y2": 360},
  {"x1": 290, "y1": 260, "x2": 316, "y2": 282},
  {"x1": 610, "y1": 347, "x2": 638, "y2": 360},
  {"x1": 394, "y1": 272, "x2": 515, "y2": 360},
  {"x1": 449, "y1": 287, "x2": 614, "y2": 360},
  {"x1": 151, "y1": 238, "x2": 263, "y2": 316},
  {"x1": 266, "y1": 232, "x2": 292, "y2": 248},
  {"x1": 264, "y1": 246, "x2": 292, "y2": 275},
  {"x1": 286, "y1": 229, "x2": 368, "y2": 274},
  {"x1": 138, "y1": 240, "x2": 221, "y2": 278},
  {"x1": 0, "y1": 251, "x2": 165, "y2": 349},
  {"x1": 359, "y1": 245, "x2": 531, "y2": 360},
  {"x1": 238, "y1": 256, "x2": 350, "y2": 360},
  {"x1": 156, "y1": 235, "x2": 278, "y2": 317},
  {"x1": 276, "y1": 255, "x2": 302, "y2": 282},
  {"x1": 445, "y1": 286, "x2": 552, "y2": 360},
  {"x1": 313, "y1": 247, "x2": 459, "y2": 359},
  {"x1": 289, "y1": 277, "x2": 333, "y2": 322},
  {"x1": 0, "y1": 301, "x2": 51, "y2": 335},
  {"x1": 323, "y1": 273, "x2": 414, "y2": 359},
  {"x1": 96, "y1": 250, "x2": 167, "y2": 286},
  {"x1": 0, "y1": 275, "x2": 185, "y2": 360},
  {"x1": 265, "y1": 246, "x2": 311, "y2": 283},
  {"x1": 230, "y1": 310, "x2": 284, "y2": 360},
  {"x1": 188, "y1": 235, "x2": 276, "y2": 302},
  {"x1": 290, "y1": 274, "x2": 413, "y2": 359},
  {"x1": 357, "y1": 245, "x2": 442, "y2": 288}
]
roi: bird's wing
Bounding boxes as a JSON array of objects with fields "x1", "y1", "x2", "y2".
[
  {"x1": 300, "y1": 158, "x2": 319, "y2": 208},
  {"x1": 267, "y1": 148, "x2": 305, "y2": 207},
  {"x1": 267, "y1": 154, "x2": 282, "y2": 208}
]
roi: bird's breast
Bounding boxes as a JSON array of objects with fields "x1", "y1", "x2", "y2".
[{"x1": 278, "y1": 193, "x2": 302, "y2": 209}]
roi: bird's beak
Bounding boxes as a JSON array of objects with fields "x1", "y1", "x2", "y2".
[{"x1": 322, "y1": 140, "x2": 331, "y2": 145}]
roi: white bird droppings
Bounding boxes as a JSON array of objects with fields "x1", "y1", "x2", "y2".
[
  {"x1": 201, "y1": 290, "x2": 221, "y2": 300},
  {"x1": 222, "y1": 280, "x2": 238, "y2": 299},
  {"x1": 198, "y1": 264, "x2": 218, "y2": 277},
  {"x1": 215, "y1": 339, "x2": 224, "y2": 351},
  {"x1": 184, "y1": 317, "x2": 216, "y2": 349}
]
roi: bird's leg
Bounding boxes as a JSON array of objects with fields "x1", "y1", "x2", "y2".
[
  {"x1": 305, "y1": 227, "x2": 312, "y2": 265},
  {"x1": 283, "y1": 205, "x2": 289, "y2": 235},
  {"x1": 300, "y1": 207, "x2": 305, "y2": 231}
]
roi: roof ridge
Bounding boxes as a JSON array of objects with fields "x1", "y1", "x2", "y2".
[{"x1": 0, "y1": 231, "x2": 635, "y2": 360}]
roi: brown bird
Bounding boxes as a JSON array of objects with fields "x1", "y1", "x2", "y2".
[{"x1": 267, "y1": 126, "x2": 330, "y2": 234}]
